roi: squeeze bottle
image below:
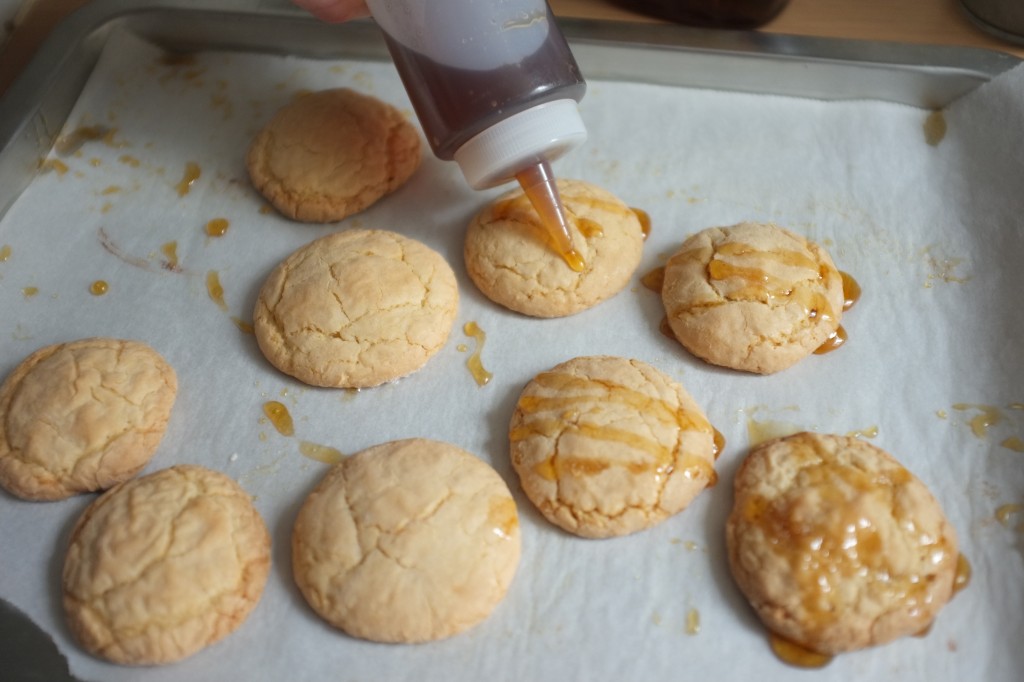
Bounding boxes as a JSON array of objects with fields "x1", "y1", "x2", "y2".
[{"x1": 364, "y1": 0, "x2": 589, "y2": 270}]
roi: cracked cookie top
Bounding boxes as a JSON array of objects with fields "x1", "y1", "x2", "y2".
[
  {"x1": 726, "y1": 432, "x2": 959, "y2": 656},
  {"x1": 291, "y1": 438, "x2": 521, "y2": 643},
  {"x1": 246, "y1": 88, "x2": 421, "y2": 223},
  {"x1": 509, "y1": 355, "x2": 716, "y2": 538},
  {"x1": 62, "y1": 465, "x2": 271, "y2": 664},
  {"x1": 253, "y1": 228, "x2": 458, "y2": 388},
  {"x1": 661, "y1": 222, "x2": 844, "y2": 374},
  {"x1": 0, "y1": 338, "x2": 177, "y2": 500},
  {"x1": 464, "y1": 179, "x2": 645, "y2": 318}
]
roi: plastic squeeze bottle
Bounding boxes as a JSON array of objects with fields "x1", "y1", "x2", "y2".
[{"x1": 364, "y1": 0, "x2": 588, "y2": 270}]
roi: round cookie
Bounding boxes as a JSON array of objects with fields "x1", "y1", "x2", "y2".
[
  {"x1": 509, "y1": 355, "x2": 717, "y2": 538},
  {"x1": 247, "y1": 88, "x2": 421, "y2": 222},
  {"x1": 0, "y1": 338, "x2": 177, "y2": 501},
  {"x1": 725, "y1": 432, "x2": 960, "y2": 656},
  {"x1": 661, "y1": 222, "x2": 844, "y2": 374},
  {"x1": 62, "y1": 465, "x2": 271, "y2": 665},
  {"x1": 465, "y1": 179, "x2": 644, "y2": 317},
  {"x1": 291, "y1": 438, "x2": 521, "y2": 643},
  {"x1": 253, "y1": 229, "x2": 458, "y2": 388}
]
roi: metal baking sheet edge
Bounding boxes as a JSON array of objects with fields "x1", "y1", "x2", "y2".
[{"x1": 0, "y1": 0, "x2": 1019, "y2": 221}]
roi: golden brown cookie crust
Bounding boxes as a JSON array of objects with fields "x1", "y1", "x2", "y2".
[
  {"x1": 661, "y1": 222, "x2": 844, "y2": 374},
  {"x1": 464, "y1": 179, "x2": 645, "y2": 318},
  {"x1": 246, "y1": 88, "x2": 421, "y2": 222},
  {"x1": 292, "y1": 438, "x2": 521, "y2": 643},
  {"x1": 509, "y1": 355, "x2": 717, "y2": 538},
  {"x1": 253, "y1": 229, "x2": 458, "y2": 388},
  {"x1": 62, "y1": 465, "x2": 271, "y2": 665},
  {"x1": 0, "y1": 338, "x2": 177, "y2": 501},
  {"x1": 726, "y1": 432, "x2": 959, "y2": 655}
]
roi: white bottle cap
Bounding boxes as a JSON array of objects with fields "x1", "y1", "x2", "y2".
[{"x1": 453, "y1": 99, "x2": 587, "y2": 189}]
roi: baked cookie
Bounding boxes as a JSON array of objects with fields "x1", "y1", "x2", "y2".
[
  {"x1": 726, "y1": 432, "x2": 960, "y2": 656},
  {"x1": 661, "y1": 222, "x2": 844, "y2": 374},
  {"x1": 247, "y1": 88, "x2": 421, "y2": 222},
  {"x1": 292, "y1": 438, "x2": 521, "y2": 643},
  {"x1": 464, "y1": 179, "x2": 644, "y2": 317},
  {"x1": 0, "y1": 338, "x2": 177, "y2": 501},
  {"x1": 509, "y1": 355, "x2": 717, "y2": 538},
  {"x1": 63, "y1": 465, "x2": 271, "y2": 665},
  {"x1": 253, "y1": 229, "x2": 458, "y2": 388}
]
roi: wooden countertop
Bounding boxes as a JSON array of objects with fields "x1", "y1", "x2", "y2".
[{"x1": 1, "y1": 0, "x2": 1022, "y2": 96}]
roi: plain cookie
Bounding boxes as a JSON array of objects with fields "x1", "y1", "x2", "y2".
[
  {"x1": 509, "y1": 355, "x2": 717, "y2": 538},
  {"x1": 0, "y1": 338, "x2": 177, "y2": 501},
  {"x1": 247, "y1": 88, "x2": 421, "y2": 222},
  {"x1": 62, "y1": 465, "x2": 271, "y2": 665},
  {"x1": 292, "y1": 438, "x2": 521, "y2": 643},
  {"x1": 254, "y1": 229, "x2": 458, "y2": 388},
  {"x1": 661, "y1": 222, "x2": 845, "y2": 374},
  {"x1": 465, "y1": 179, "x2": 645, "y2": 317},
  {"x1": 726, "y1": 432, "x2": 960, "y2": 656}
]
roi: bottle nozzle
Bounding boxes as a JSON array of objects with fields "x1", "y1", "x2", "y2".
[{"x1": 516, "y1": 160, "x2": 585, "y2": 272}]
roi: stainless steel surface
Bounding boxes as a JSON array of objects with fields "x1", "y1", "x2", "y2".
[{"x1": 0, "y1": 0, "x2": 1019, "y2": 222}]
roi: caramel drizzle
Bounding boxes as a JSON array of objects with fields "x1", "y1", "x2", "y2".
[{"x1": 511, "y1": 371, "x2": 716, "y2": 485}]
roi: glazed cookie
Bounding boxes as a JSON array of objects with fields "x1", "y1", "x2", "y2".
[
  {"x1": 509, "y1": 355, "x2": 717, "y2": 538},
  {"x1": 247, "y1": 88, "x2": 421, "y2": 222},
  {"x1": 661, "y1": 222, "x2": 845, "y2": 374},
  {"x1": 465, "y1": 179, "x2": 644, "y2": 317},
  {"x1": 254, "y1": 229, "x2": 458, "y2": 388},
  {"x1": 726, "y1": 432, "x2": 960, "y2": 656},
  {"x1": 292, "y1": 438, "x2": 521, "y2": 643},
  {"x1": 63, "y1": 465, "x2": 271, "y2": 665},
  {"x1": 0, "y1": 338, "x2": 177, "y2": 501}
]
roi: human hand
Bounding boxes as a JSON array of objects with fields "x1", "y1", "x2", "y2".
[{"x1": 292, "y1": 0, "x2": 370, "y2": 22}]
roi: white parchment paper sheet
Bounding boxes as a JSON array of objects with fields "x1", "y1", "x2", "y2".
[{"x1": 1, "y1": 28, "x2": 1022, "y2": 682}]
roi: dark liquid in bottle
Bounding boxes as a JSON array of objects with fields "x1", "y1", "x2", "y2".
[
  {"x1": 615, "y1": 0, "x2": 790, "y2": 29},
  {"x1": 381, "y1": 12, "x2": 586, "y2": 160}
]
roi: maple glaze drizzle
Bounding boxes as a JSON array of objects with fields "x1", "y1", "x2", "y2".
[
  {"x1": 263, "y1": 401, "x2": 294, "y2": 437},
  {"x1": 512, "y1": 370, "x2": 715, "y2": 486},
  {"x1": 462, "y1": 321, "x2": 493, "y2": 386},
  {"x1": 176, "y1": 161, "x2": 201, "y2": 196},
  {"x1": 89, "y1": 280, "x2": 109, "y2": 296},
  {"x1": 206, "y1": 270, "x2": 227, "y2": 311}
]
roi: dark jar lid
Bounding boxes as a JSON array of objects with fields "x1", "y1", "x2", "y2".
[{"x1": 612, "y1": 0, "x2": 791, "y2": 29}]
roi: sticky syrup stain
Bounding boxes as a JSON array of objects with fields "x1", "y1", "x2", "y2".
[
  {"x1": 953, "y1": 554, "x2": 972, "y2": 595},
  {"x1": 54, "y1": 125, "x2": 117, "y2": 156},
  {"x1": 712, "y1": 428, "x2": 725, "y2": 460},
  {"x1": 205, "y1": 218, "x2": 230, "y2": 237},
  {"x1": 846, "y1": 425, "x2": 879, "y2": 439},
  {"x1": 160, "y1": 241, "x2": 179, "y2": 269},
  {"x1": 769, "y1": 633, "x2": 833, "y2": 669},
  {"x1": 813, "y1": 326, "x2": 847, "y2": 355},
  {"x1": 0, "y1": 245, "x2": 10, "y2": 262},
  {"x1": 631, "y1": 207, "x2": 651, "y2": 239},
  {"x1": 175, "y1": 161, "x2": 201, "y2": 196},
  {"x1": 232, "y1": 317, "x2": 254, "y2": 335},
  {"x1": 100, "y1": 185, "x2": 121, "y2": 195},
  {"x1": 840, "y1": 271, "x2": 861, "y2": 311},
  {"x1": 263, "y1": 401, "x2": 294, "y2": 437},
  {"x1": 685, "y1": 608, "x2": 701, "y2": 635},
  {"x1": 1000, "y1": 436, "x2": 1024, "y2": 453},
  {"x1": 641, "y1": 266, "x2": 665, "y2": 293},
  {"x1": 39, "y1": 158, "x2": 69, "y2": 175},
  {"x1": 951, "y1": 403, "x2": 1002, "y2": 438},
  {"x1": 462, "y1": 321, "x2": 493, "y2": 387},
  {"x1": 22, "y1": 287, "x2": 39, "y2": 298},
  {"x1": 206, "y1": 270, "x2": 228, "y2": 311},
  {"x1": 924, "y1": 110, "x2": 947, "y2": 147},
  {"x1": 995, "y1": 503, "x2": 1024, "y2": 530},
  {"x1": 118, "y1": 155, "x2": 141, "y2": 167},
  {"x1": 299, "y1": 441, "x2": 344, "y2": 464},
  {"x1": 89, "y1": 280, "x2": 109, "y2": 296}
]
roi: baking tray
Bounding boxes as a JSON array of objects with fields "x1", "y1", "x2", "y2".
[
  {"x1": 1, "y1": 2, "x2": 1023, "y2": 681},
  {"x1": 0, "y1": 0, "x2": 1019, "y2": 221}
]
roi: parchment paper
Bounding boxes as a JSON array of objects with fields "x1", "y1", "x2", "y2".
[{"x1": 1, "y1": 28, "x2": 1022, "y2": 682}]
